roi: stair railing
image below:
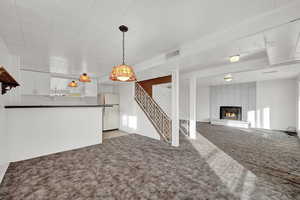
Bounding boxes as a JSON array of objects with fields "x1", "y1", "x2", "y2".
[{"x1": 135, "y1": 82, "x2": 172, "y2": 143}]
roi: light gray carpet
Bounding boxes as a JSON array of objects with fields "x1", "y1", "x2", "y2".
[
  {"x1": 0, "y1": 134, "x2": 239, "y2": 200},
  {"x1": 1, "y1": 126, "x2": 299, "y2": 200},
  {"x1": 198, "y1": 122, "x2": 300, "y2": 200},
  {"x1": 103, "y1": 130, "x2": 129, "y2": 140}
]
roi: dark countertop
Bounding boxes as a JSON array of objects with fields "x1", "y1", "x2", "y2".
[{"x1": 5, "y1": 104, "x2": 117, "y2": 109}]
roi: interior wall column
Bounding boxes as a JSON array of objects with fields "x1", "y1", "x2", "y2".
[
  {"x1": 171, "y1": 69, "x2": 179, "y2": 147},
  {"x1": 189, "y1": 77, "x2": 197, "y2": 139}
]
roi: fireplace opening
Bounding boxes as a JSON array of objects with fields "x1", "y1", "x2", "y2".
[{"x1": 220, "y1": 106, "x2": 242, "y2": 121}]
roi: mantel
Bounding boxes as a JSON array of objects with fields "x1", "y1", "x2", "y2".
[{"x1": 0, "y1": 66, "x2": 20, "y2": 95}]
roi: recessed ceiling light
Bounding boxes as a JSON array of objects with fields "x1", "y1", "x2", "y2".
[
  {"x1": 229, "y1": 55, "x2": 240, "y2": 63},
  {"x1": 224, "y1": 74, "x2": 233, "y2": 82}
]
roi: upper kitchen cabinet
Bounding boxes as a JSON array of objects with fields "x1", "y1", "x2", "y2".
[
  {"x1": 84, "y1": 80, "x2": 98, "y2": 97},
  {"x1": 20, "y1": 70, "x2": 50, "y2": 95}
]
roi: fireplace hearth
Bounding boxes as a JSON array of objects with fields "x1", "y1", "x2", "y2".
[{"x1": 220, "y1": 106, "x2": 242, "y2": 121}]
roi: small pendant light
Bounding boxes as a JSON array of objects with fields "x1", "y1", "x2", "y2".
[
  {"x1": 110, "y1": 25, "x2": 137, "y2": 82},
  {"x1": 68, "y1": 80, "x2": 78, "y2": 87},
  {"x1": 79, "y1": 73, "x2": 91, "y2": 82}
]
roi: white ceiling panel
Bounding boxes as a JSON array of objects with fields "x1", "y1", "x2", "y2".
[
  {"x1": 178, "y1": 33, "x2": 267, "y2": 74},
  {"x1": 265, "y1": 20, "x2": 300, "y2": 65},
  {"x1": 196, "y1": 63, "x2": 300, "y2": 86},
  {"x1": 0, "y1": 0, "x2": 297, "y2": 77},
  {"x1": 0, "y1": 0, "x2": 24, "y2": 47}
]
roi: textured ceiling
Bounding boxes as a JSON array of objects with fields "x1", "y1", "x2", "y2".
[{"x1": 0, "y1": 0, "x2": 295, "y2": 77}]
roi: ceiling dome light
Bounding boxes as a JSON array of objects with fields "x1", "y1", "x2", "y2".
[
  {"x1": 79, "y1": 73, "x2": 91, "y2": 82},
  {"x1": 229, "y1": 55, "x2": 240, "y2": 63},
  {"x1": 110, "y1": 25, "x2": 137, "y2": 82},
  {"x1": 224, "y1": 74, "x2": 233, "y2": 82},
  {"x1": 68, "y1": 80, "x2": 78, "y2": 87}
]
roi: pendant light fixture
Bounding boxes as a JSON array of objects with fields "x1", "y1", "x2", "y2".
[
  {"x1": 68, "y1": 80, "x2": 78, "y2": 87},
  {"x1": 79, "y1": 73, "x2": 91, "y2": 82},
  {"x1": 67, "y1": 73, "x2": 91, "y2": 88},
  {"x1": 110, "y1": 25, "x2": 137, "y2": 82}
]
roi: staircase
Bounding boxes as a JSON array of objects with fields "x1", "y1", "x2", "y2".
[{"x1": 135, "y1": 82, "x2": 172, "y2": 143}]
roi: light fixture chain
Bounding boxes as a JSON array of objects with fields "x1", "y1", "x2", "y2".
[
  {"x1": 122, "y1": 32, "x2": 125, "y2": 65},
  {"x1": 110, "y1": 25, "x2": 136, "y2": 82}
]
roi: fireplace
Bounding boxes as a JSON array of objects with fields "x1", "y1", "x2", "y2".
[{"x1": 220, "y1": 106, "x2": 242, "y2": 121}]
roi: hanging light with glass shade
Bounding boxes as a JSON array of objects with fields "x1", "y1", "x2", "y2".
[
  {"x1": 68, "y1": 80, "x2": 78, "y2": 87},
  {"x1": 79, "y1": 73, "x2": 91, "y2": 82},
  {"x1": 110, "y1": 25, "x2": 137, "y2": 82}
]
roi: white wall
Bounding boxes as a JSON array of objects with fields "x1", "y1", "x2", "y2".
[
  {"x1": 257, "y1": 78, "x2": 297, "y2": 131},
  {"x1": 0, "y1": 36, "x2": 20, "y2": 182},
  {"x1": 210, "y1": 82, "x2": 256, "y2": 125},
  {"x1": 135, "y1": 104, "x2": 161, "y2": 140},
  {"x1": 98, "y1": 83, "x2": 119, "y2": 105},
  {"x1": 98, "y1": 84, "x2": 119, "y2": 94},
  {"x1": 153, "y1": 84, "x2": 172, "y2": 117},
  {"x1": 180, "y1": 78, "x2": 298, "y2": 131},
  {"x1": 179, "y1": 80, "x2": 210, "y2": 122},
  {"x1": 197, "y1": 86, "x2": 210, "y2": 122},
  {"x1": 119, "y1": 83, "x2": 160, "y2": 140},
  {"x1": 18, "y1": 82, "x2": 116, "y2": 106},
  {"x1": 208, "y1": 78, "x2": 297, "y2": 131},
  {"x1": 179, "y1": 80, "x2": 189, "y2": 120},
  {"x1": 119, "y1": 83, "x2": 137, "y2": 133},
  {"x1": 0, "y1": 83, "x2": 7, "y2": 168},
  {"x1": 17, "y1": 70, "x2": 98, "y2": 106},
  {"x1": 6, "y1": 107, "x2": 102, "y2": 162},
  {"x1": 0, "y1": 83, "x2": 8, "y2": 183}
]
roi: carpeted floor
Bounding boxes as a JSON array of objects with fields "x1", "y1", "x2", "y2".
[
  {"x1": 0, "y1": 126, "x2": 299, "y2": 199},
  {"x1": 198, "y1": 122, "x2": 300, "y2": 200},
  {"x1": 103, "y1": 130, "x2": 129, "y2": 140},
  {"x1": 0, "y1": 133, "x2": 241, "y2": 200}
]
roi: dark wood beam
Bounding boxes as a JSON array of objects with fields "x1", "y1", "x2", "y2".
[{"x1": 137, "y1": 75, "x2": 171, "y2": 97}]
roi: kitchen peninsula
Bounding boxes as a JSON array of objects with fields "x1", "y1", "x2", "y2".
[{"x1": 5, "y1": 105, "x2": 109, "y2": 162}]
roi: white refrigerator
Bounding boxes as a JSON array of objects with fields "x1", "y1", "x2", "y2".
[{"x1": 99, "y1": 93, "x2": 119, "y2": 131}]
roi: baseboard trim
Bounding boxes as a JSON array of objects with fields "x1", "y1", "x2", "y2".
[{"x1": 0, "y1": 163, "x2": 9, "y2": 183}]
